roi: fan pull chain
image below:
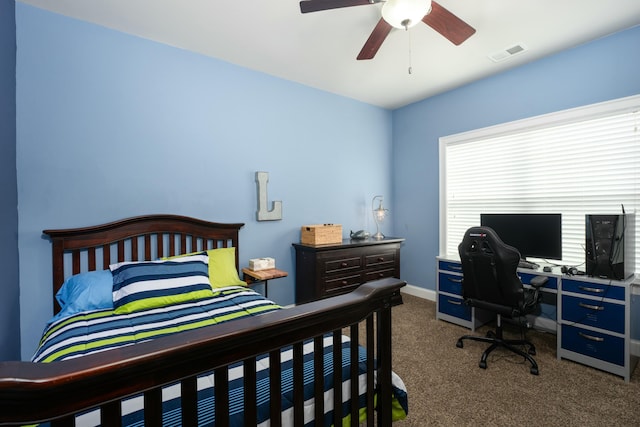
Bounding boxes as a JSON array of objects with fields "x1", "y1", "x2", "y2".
[{"x1": 407, "y1": 26, "x2": 413, "y2": 75}]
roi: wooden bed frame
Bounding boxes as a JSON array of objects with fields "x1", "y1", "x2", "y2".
[{"x1": 0, "y1": 214, "x2": 406, "y2": 426}]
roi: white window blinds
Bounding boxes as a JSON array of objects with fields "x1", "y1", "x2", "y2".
[{"x1": 439, "y1": 95, "x2": 640, "y2": 272}]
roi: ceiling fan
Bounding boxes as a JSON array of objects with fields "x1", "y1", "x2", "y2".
[{"x1": 299, "y1": 0, "x2": 476, "y2": 60}]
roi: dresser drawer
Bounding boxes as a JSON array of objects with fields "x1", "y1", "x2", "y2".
[
  {"x1": 438, "y1": 272, "x2": 463, "y2": 296},
  {"x1": 561, "y1": 295, "x2": 625, "y2": 334},
  {"x1": 561, "y1": 324, "x2": 624, "y2": 366},
  {"x1": 324, "y1": 256, "x2": 361, "y2": 274},
  {"x1": 438, "y1": 294, "x2": 471, "y2": 321},
  {"x1": 438, "y1": 260, "x2": 462, "y2": 273},
  {"x1": 562, "y1": 279, "x2": 625, "y2": 301},
  {"x1": 364, "y1": 268, "x2": 396, "y2": 282},
  {"x1": 324, "y1": 273, "x2": 362, "y2": 292},
  {"x1": 365, "y1": 250, "x2": 396, "y2": 268}
]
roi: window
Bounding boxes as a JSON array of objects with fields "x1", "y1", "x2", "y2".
[{"x1": 439, "y1": 95, "x2": 640, "y2": 273}]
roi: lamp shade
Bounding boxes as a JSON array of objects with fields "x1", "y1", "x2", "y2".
[{"x1": 381, "y1": 0, "x2": 432, "y2": 29}]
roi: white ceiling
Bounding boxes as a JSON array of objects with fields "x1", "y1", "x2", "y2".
[{"x1": 18, "y1": 0, "x2": 640, "y2": 109}]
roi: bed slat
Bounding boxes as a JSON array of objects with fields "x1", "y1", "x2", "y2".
[
  {"x1": 215, "y1": 366, "x2": 230, "y2": 427},
  {"x1": 101, "y1": 400, "x2": 121, "y2": 426},
  {"x1": 293, "y1": 341, "x2": 304, "y2": 426},
  {"x1": 313, "y1": 335, "x2": 324, "y2": 422},
  {"x1": 366, "y1": 315, "x2": 375, "y2": 427},
  {"x1": 350, "y1": 324, "x2": 359, "y2": 426},
  {"x1": 332, "y1": 330, "x2": 343, "y2": 425},
  {"x1": 244, "y1": 356, "x2": 257, "y2": 426},
  {"x1": 269, "y1": 349, "x2": 282, "y2": 427},
  {"x1": 181, "y1": 376, "x2": 198, "y2": 426},
  {"x1": 144, "y1": 387, "x2": 162, "y2": 425}
]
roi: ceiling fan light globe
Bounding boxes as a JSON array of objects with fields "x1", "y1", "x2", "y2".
[{"x1": 381, "y1": 0, "x2": 432, "y2": 29}]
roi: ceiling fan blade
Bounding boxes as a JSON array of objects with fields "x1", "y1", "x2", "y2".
[
  {"x1": 423, "y1": 1, "x2": 476, "y2": 46},
  {"x1": 300, "y1": 0, "x2": 376, "y2": 14},
  {"x1": 357, "y1": 18, "x2": 393, "y2": 60}
]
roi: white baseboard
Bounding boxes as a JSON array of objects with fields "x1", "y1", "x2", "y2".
[
  {"x1": 400, "y1": 283, "x2": 436, "y2": 301},
  {"x1": 632, "y1": 340, "x2": 640, "y2": 357}
]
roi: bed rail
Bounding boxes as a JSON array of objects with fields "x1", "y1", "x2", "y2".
[{"x1": 0, "y1": 278, "x2": 405, "y2": 426}]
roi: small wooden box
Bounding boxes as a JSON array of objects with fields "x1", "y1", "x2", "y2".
[{"x1": 301, "y1": 224, "x2": 343, "y2": 246}]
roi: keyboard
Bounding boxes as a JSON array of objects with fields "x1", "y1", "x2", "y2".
[{"x1": 518, "y1": 260, "x2": 539, "y2": 269}]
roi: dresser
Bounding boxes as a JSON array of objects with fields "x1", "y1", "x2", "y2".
[
  {"x1": 436, "y1": 256, "x2": 639, "y2": 382},
  {"x1": 293, "y1": 238, "x2": 404, "y2": 304}
]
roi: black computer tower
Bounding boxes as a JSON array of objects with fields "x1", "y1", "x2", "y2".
[{"x1": 585, "y1": 214, "x2": 635, "y2": 280}]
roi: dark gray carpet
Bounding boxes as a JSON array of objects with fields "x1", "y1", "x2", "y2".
[{"x1": 390, "y1": 293, "x2": 640, "y2": 426}]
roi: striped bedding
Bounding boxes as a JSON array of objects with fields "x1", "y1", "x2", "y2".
[{"x1": 32, "y1": 286, "x2": 408, "y2": 426}]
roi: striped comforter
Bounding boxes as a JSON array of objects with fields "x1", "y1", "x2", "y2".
[{"x1": 33, "y1": 286, "x2": 408, "y2": 426}]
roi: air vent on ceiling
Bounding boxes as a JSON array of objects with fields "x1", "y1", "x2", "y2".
[{"x1": 488, "y1": 43, "x2": 528, "y2": 63}]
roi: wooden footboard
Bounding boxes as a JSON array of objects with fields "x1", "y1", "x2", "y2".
[{"x1": 0, "y1": 278, "x2": 405, "y2": 426}]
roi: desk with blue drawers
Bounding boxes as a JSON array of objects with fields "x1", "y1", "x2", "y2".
[{"x1": 436, "y1": 257, "x2": 639, "y2": 382}]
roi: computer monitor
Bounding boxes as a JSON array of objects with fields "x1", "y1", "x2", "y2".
[{"x1": 480, "y1": 213, "x2": 562, "y2": 261}]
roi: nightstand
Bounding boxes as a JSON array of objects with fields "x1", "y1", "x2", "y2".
[{"x1": 242, "y1": 268, "x2": 288, "y2": 298}]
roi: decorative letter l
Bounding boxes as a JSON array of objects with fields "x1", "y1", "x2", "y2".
[{"x1": 256, "y1": 171, "x2": 282, "y2": 221}]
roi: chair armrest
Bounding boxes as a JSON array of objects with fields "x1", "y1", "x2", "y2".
[{"x1": 529, "y1": 275, "x2": 548, "y2": 289}]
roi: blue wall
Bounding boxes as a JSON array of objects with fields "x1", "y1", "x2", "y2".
[
  {"x1": 15, "y1": 4, "x2": 393, "y2": 359},
  {"x1": 0, "y1": 0, "x2": 20, "y2": 361},
  {"x1": 392, "y1": 25, "x2": 640, "y2": 294}
]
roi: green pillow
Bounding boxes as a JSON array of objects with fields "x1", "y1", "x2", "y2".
[
  {"x1": 206, "y1": 247, "x2": 246, "y2": 288},
  {"x1": 165, "y1": 248, "x2": 245, "y2": 289}
]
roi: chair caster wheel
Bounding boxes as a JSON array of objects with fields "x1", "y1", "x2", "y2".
[
  {"x1": 479, "y1": 361, "x2": 487, "y2": 369},
  {"x1": 530, "y1": 367, "x2": 539, "y2": 375},
  {"x1": 528, "y1": 347, "x2": 536, "y2": 356},
  {"x1": 486, "y1": 331, "x2": 495, "y2": 338},
  {"x1": 456, "y1": 340, "x2": 463, "y2": 348}
]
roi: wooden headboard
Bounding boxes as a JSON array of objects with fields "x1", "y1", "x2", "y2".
[{"x1": 43, "y1": 214, "x2": 244, "y2": 313}]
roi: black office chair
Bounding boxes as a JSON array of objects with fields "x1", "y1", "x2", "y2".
[{"x1": 455, "y1": 226, "x2": 548, "y2": 375}]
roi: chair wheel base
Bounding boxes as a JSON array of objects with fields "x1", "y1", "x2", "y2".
[
  {"x1": 456, "y1": 340, "x2": 464, "y2": 348},
  {"x1": 530, "y1": 367, "x2": 539, "y2": 375},
  {"x1": 528, "y1": 347, "x2": 536, "y2": 356},
  {"x1": 479, "y1": 361, "x2": 487, "y2": 369}
]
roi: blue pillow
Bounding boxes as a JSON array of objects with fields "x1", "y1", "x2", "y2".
[
  {"x1": 48, "y1": 269, "x2": 114, "y2": 325},
  {"x1": 110, "y1": 254, "x2": 214, "y2": 314}
]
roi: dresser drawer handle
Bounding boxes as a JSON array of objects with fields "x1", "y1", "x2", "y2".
[
  {"x1": 578, "y1": 302, "x2": 604, "y2": 311},
  {"x1": 578, "y1": 332, "x2": 604, "y2": 342},
  {"x1": 447, "y1": 299, "x2": 462, "y2": 305},
  {"x1": 377, "y1": 257, "x2": 385, "y2": 262},
  {"x1": 341, "y1": 280, "x2": 349, "y2": 285},
  {"x1": 340, "y1": 262, "x2": 348, "y2": 268},
  {"x1": 448, "y1": 277, "x2": 462, "y2": 284},
  {"x1": 578, "y1": 286, "x2": 604, "y2": 293}
]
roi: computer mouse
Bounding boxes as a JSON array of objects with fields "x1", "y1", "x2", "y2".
[{"x1": 543, "y1": 266, "x2": 552, "y2": 272}]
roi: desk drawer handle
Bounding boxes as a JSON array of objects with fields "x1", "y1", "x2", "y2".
[
  {"x1": 448, "y1": 277, "x2": 462, "y2": 284},
  {"x1": 447, "y1": 299, "x2": 462, "y2": 305},
  {"x1": 578, "y1": 286, "x2": 604, "y2": 293},
  {"x1": 578, "y1": 332, "x2": 604, "y2": 342},
  {"x1": 449, "y1": 265, "x2": 462, "y2": 271},
  {"x1": 578, "y1": 302, "x2": 604, "y2": 311}
]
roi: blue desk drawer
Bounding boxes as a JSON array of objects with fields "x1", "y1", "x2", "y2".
[
  {"x1": 561, "y1": 295, "x2": 624, "y2": 334},
  {"x1": 519, "y1": 272, "x2": 557, "y2": 290},
  {"x1": 438, "y1": 260, "x2": 462, "y2": 273},
  {"x1": 438, "y1": 272, "x2": 463, "y2": 295},
  {"x1": 562, "y1": 279, "x2": 625, "y2": 301},
  {"x1": 438, "y1": 294, "x2": 471, "y2": 321},
  {"x1": 561, "y1": 324, "x2": 624, "y2": 366}
]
